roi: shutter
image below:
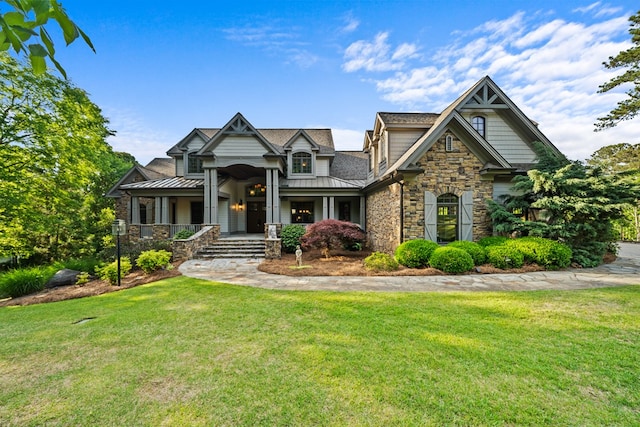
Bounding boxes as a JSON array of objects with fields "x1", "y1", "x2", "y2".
[
  {"x1": 460, "y1": 190, "x2": 473, "y2": 241},
  {"x1": 424, "y1": 191, "x2": 437, "y2": 242}
]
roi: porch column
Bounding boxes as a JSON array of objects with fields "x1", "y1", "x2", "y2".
[
  {"x1": 322, "y1": 197, "x2": 328, "y2": 220},
  {"x1": 154, "y1": 197, "x2": 161, "y2": 224},
  {"x1": 204, "y1": 168, "x2": 218, "y2": 224},
  {"x1": 329, "y1": 196, "x2": 335, "y2": 219},
  {"x1": 359, "y1": 196, "x2": 366, "y2": 228},
  {"x1": 161, "y1": 196, "x2": 170, "y2": 224},
  {"x1": 271, "y1": 169, "x2": 280, "y2": 223},
  {"x1": 266, "y1": 169, "x2": 273, "y2": 223},
  {"x1": 131, "y1": 196, "x2": 140, "y2": 224}
]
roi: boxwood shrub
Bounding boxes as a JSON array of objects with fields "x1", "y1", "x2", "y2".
[
  {"x1": 487, "y1": 245, "x2": 524, "y2": 269},
  {"x1": 447, "y1": 241, "x2": 487, "y2": 265},
  {"x1": 281, "y1": 224, "x2": 306, "y2": 253},
  {"x1": 394, "y1": 239, "x2": 439, "y2": 268},
  {"x1": 429, "y1": 247, "x2": 474, "y2": 274},
  {"x1": 505, "y1": 237, "x2": 572, "y2": 270},
  {"x1": 364, "y1": 252, "x2": 399, "y2": 272},
  {"x1": 478, "y1": 236, "x2": 508, "y2": 247}
]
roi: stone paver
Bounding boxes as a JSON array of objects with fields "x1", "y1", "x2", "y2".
[{"x1": 179, "y1": 243, "x2": 640, "y2": 292}]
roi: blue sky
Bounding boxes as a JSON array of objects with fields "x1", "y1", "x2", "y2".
[{"x1": 52, "y1": 0, "x2": 639, "y2": 164}]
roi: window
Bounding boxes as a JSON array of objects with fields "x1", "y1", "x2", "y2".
[
  {"x1": 292, "y1": 152, "x2": 312, "y2": 174},
  {"x1": 471, "y1": 116, "x2": 485, "y2": 137},
  {"x1": 139, "y1": 204, "x2": 147, "y2": 224},
  {"x1": 437, "y1": 193, "x2": 458, "y2": 243},
  {"x1": 187, "y1": 153, "x2": 203, "y2": 174},
  {"x1": 190, "y1": 201, "x2": 203, "y2": 224},
  {"x1": 291, "y1": 202, "x2": 314, "y2": 223},
  {"x1": 445, "y1": 135, "x2": 454, "y2": 152}
]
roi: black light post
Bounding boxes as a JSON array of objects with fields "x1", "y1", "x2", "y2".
[{"x1": 111, "y1": 219, "x2": 126, "y2": 286}]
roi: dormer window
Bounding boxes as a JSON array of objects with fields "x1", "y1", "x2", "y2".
[
  {"x1": 471, "y1": 116, "x2": 486, "y2": 137},
  {"x1": 187, "y1": 152, "x2": 203, "y2": 174},
  {"x1": 292, "y1": 152, "x2": 312, "y2": 174}
]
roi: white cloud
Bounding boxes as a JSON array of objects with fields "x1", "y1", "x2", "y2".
[
  {"x1": 332, "y1": 128, "x2": 365, "y2": 150},
  {"x1": 343, "y1": 32, "x2": 419, "y2": 72},
  {"x1": 340, "y1": 15, "x2": 360, "y2": 33},
  {"x1": 343, "y1": 10, "x2": 640, "y2": 160},
  {"x1": 104, "y1": 107, "x2": 176, "y2": 165}
]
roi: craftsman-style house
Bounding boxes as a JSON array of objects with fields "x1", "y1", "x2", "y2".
[{"x1": 107, "y1": 76, "x2": 561, "y2": 256}]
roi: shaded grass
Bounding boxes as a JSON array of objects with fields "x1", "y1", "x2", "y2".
[{"x1": 0, "y1": 277, "x2": 639, "y2": 426}]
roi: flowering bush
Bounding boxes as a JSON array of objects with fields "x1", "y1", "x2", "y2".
[{"x1": 300, "y1": 219, "x2": 366, "y2": 258}]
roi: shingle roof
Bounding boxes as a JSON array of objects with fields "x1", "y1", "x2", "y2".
[
  {"x1": 142, "y1": 158, "x2": 174, "y2": 178},
  {"x1": 378, "y1": 112, "x2": 440, "y2": 126},
  {"x1": 188, "y1": 128, "x2": 335, "y2": 155},
  {"x1": 330, "y1": 151, "x2": 368, "y2": 180}
]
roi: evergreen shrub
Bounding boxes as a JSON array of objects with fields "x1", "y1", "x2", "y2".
[
  {"x1": 136, "y1": 250, "x2": 173, "y2": 274},
  {"x1": 447, "y1": 241, "x2": 487, "y2": 265},
  {"x1": 394, "y1": 239, "x2": 439, "y2": 268},
  {"x1": 98, "y1": 257, "x2": 132, "y2": 285},
  {"x1": 173, "y1": 229, "x2": 195, "y2": 240},
  {"x1": 364, "y1": 252, "x2": 399, "y2": 271},
  {"x1": 478, "y1": 236, "x2": 508, "y2": 247},
  {"x1": 429, "y1": 247, "x2": 474, "y2": 274},
  {"x1": 505, "y1": 237, "x2": 572, "y2": 270},
  {"x1": 487, "y1": 246, "x2": 524, "y2": 269},
  {"x1": 281, "y1": 224, "x2": 306, "y2": 253}
]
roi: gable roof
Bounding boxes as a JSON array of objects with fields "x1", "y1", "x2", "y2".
[
  {"x1": 197, "y1": 112, "x2": 280, "y2": 157},
  {"x1": 370, "y1": 76, "x2": 561, "y2": 184},
  {"x1": 166, "y1": 129, "x2": 213, "y2": 156},
  {"x1": 282, "y1": 129, "x2": 322, "y2": 152}
]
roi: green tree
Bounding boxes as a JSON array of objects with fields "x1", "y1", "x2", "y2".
[
  {"x1": 488, "y1": 144, "x2": 640, "y2": 267},
  {"x1": 588, "y1": 143, "x2": 640, "y2": 242},
  {"x1": 0, "y1": 0, "x2": 93, "y2": 77},
  {"x1": 595, "y1": 10, "x2": 640, "y2": 131},
  {"x1": 0, "y1": 54, "x2": 132, "y2": 262}
]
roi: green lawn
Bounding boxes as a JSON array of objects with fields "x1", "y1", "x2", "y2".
[{"x1": 1, "y1": 277, "x2": 639, "y2": 426}]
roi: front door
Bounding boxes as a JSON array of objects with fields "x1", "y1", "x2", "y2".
[{"x1": 247, "y1": 201, "x2": 266, "y2": 233}]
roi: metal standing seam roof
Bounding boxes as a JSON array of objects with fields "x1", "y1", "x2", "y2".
[
  {"x1": 279, "y1": 176, "x2": 365, "y2": 189},
  {"x1": 120, "y1": 177, "x2": 204, "y2": 190}
]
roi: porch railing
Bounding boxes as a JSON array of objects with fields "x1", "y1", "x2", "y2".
[{"x1": 140, "y1": 225, "x2": 153, "y2": 238}]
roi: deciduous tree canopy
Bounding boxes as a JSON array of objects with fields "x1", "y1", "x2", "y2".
[
  {"x1": 0, "y1": 0, "x2": 93, "y2": 78},
  {"x1": 0, "y1": 54, "x2": 133, "y2": 261}
]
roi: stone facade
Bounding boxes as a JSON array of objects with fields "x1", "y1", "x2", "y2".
[
  {"x1": 365, "y1": 132, "x2": 494, "y2": 253},
  {"x1": 265, "y1": 238, "x2": 281, "y2": 259},
  {"x1": 404, "y1": 132, "x2": 494, "y2": 241},
  {"x1": 172, "y1": 224, "x2": 221, "y2": 261},
  {"x1": 366, "y1": 182, "x2": 401, "y2": 254}
]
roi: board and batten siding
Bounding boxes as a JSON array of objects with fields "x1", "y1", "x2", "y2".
[
  {"x1": 316, "y1": 158, "x2": 330, "y2": 176},
  {"x1": 462, "y1": 112, "x2": 537, "y2": 163},
  {"x1": 388, "y1": 129, "x2": 425, "y2": 166},
  {"x1": 212, "y1": 135, "x2": 268, "y2": 157}
]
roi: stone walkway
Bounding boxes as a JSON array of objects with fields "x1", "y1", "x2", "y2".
[{"x1": 179, "y1": 243, "x2": 640, "y2": 292}]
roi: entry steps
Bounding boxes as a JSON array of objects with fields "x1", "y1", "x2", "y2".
[{"x1": 195, "y1": 239, "x2": 266, "y2": 259}]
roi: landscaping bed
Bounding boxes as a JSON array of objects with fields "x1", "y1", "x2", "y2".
[{"x1": 258, "y1": 249, "x2": 546, "y2": 276}]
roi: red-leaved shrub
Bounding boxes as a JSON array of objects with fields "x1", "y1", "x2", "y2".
[{"x1": 300, "y1": 219, "x2": 366, "y2": 258}]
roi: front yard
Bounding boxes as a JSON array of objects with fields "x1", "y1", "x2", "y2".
[{"x1": 1, "y1": 277, "x2": 638, "y2": 426}]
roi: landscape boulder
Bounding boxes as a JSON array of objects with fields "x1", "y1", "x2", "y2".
[{"x1": 45, "y1": 269, "x2": 81, "y2": 289}]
